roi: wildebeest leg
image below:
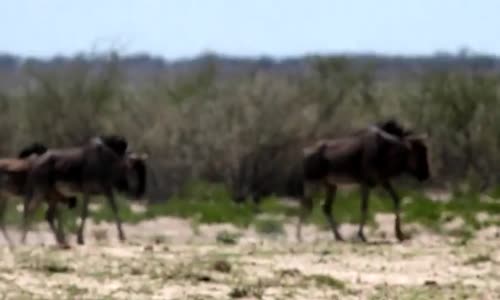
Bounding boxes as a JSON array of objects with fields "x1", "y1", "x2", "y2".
[
  {"x1": 296, "y1": 182, "x2": 313, "y2": 242},
  {"x1": 382, "y1": 181, "x2": 408, "y2": 241},
  {"x1": 357, "y1": 185, "x2": 370, "y2": 242},
  {"x1": 105, "y1": 189, "x2": 125, "y2": 242},
  {"x1": 46, "y1": 195, "x2": 69, "y2": 248},
  {"x1": 54, "y1": 205, "x2": 69, "y2": 248},
  {"x1": 0, "y1": 195, "x2": 12, "y2": 246},
  {"x1": 77, "y1": 192, "x2": 90, "y2": 245},
  {"x1": 21, "y1": 190, "x2": 43, "y2": 244},
  {"x1": 322, "y1": 185, "x2": 344, "y2": 241},
  {"x1": 251, "y1": 193, "x2": 262, "y2": 213}
]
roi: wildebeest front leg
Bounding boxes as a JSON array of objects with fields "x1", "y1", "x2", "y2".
[
  {"x1": 251, "y1": 193, "x2": 262, "y2": 213},
  {"x1": 357, "y1": 185, "x2": 370, "y2": 242},
  {"x1": 296, "y1": 183, "x2": 314, "y2": 242},
  {"x1": 106, "y1": 190, "x2": 125, "y2": 242},
  {"x1": 45, "y1": 200, "x2": 68, "y2": 248},
  {"x1": 322, "y1": 185, "x2": 344, "y2": 241},
  {"x1": 383, "y1": 181, "x2": 408, "y2": 241},
  {"x1": 46, "y1": 193, "x2": 69, "y2": 248},
  {"x1": 77, "y1": 193, "x2": 90, "y2": 245}
]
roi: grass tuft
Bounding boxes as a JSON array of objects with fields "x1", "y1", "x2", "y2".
[
  {"x1": 306, "y1": 274, "x2": 346, "y2": 290},
  {"x1": 216, "y1": 230, "x2": 240, "y2": 245}
]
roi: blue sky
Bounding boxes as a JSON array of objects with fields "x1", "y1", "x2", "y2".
[{"x1": 2, "y1": 0, "x2": 499, "y2": 58}]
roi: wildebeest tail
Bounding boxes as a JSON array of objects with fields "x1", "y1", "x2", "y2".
[{"x1": 303, "y1": 142, "x2": 329, "y2": 181}]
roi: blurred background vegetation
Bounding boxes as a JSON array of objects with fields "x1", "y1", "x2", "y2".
[{"x1": 1, "y1": 49, "x2": 500, "y2": 203}]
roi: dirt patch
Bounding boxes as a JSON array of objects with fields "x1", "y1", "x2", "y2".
[{"x1": 0, "y1": 215, "x2": 499, "y2": 299}]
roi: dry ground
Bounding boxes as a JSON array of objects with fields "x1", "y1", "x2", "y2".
[{"x1": 0, "y1": 213, "x2": 499, "y2": 300}]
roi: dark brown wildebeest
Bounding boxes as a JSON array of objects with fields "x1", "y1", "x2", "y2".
[
  {"x1": 230, "y1": 141, "x2": 303, "y2": 209},
  {"x1": 230, "y1": 120, "x2": 430, "y2": 243},
  {"x1": 299, "y1": 120, "x2": 430, "y2": 242},
  {"x1": 0, "y1": 143, "x2": 76, "y2": 246},
  {"x1": 21, "y1": 135, "x2": 147, "y2": 247}
]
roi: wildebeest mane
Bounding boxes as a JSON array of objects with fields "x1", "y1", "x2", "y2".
[
  {"x1": 375, "y1": 119, "x2": 413, "y2": 138},
  {"x1": 98, "y1": 135, "x2": 128, "y2": 157},
  {"x1": 18, "y1": 142, "x2": 48, "y2": 159}
]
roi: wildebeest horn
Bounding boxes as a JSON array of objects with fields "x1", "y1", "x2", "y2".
[
  {"x1": 407, "y1": 133, "x2": 428, "y2": 141},
  {"x1": 128, "y1": 152, "x2": 149, "y2": 160}
]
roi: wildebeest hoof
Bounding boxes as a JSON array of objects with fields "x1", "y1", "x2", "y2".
[
  {"x1": 334, "y1": 233, "x2": 345, "y2": 242},
  {"x1": 396, "y1": 231, "x2": 410, "y2": 242},
  {"x1": 357, "y1": 232, "x2": 368, "y2": 243},
  {"x1": 59, "y1": 243, "x2": 72, "y2": 250},
  {"x1": 77, "y1": 237, "x2": 85, "y2": 245}
]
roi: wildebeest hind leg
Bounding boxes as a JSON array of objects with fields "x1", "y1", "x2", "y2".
[
  {"x1": 106, "y1": 190, "x2": 125, "y2": 242},
  {"x1": 0, "y1": 195, "x2": 12, "y2": 246},
  {"x1": 21, "y1": 191, "x2": 42, "y2": 244},
  {"x1": 383, "y1": 181, "x2": 408, "y2": 242},
  {"x1": 357, "y1": 186, "x2": 370, "y2": 242},
  {"x1": 322, "y1": 185, "x2": 344, "y2": 241}
]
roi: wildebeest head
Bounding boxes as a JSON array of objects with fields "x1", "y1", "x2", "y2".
[
  {"x1": 114, "y1": 152, "x2": 149, "y2": 199},
  {"x1": 229, "y1": 163, "x2": 252, "y2": 204},
  {"x1": 404, "y1": 135, "x2": 430, "y2": 181},
  {"x1": 18, "y1": 142, "x2": 48, "y2": 158},
  {"x1": 371, "y1": 119, "x2": 430, "y2": 181},
  {"x1": 127, "y1": 152, "x2": 148, "y2": 198}
]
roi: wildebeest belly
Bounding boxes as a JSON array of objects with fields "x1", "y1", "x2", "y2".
[
  {"x1": 326, "y1": 173, "x2": 359, "y2": 185},
  {"x1": 55, "y1": 181, "x2": 106, "y2": 196}
]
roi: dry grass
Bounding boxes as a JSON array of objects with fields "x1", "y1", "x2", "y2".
[{"x1": 1, "y1": 214, "x2": 499, "y2": 300}]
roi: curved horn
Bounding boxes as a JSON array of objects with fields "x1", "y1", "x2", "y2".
[{"x1": 407, "y1": 133, "x2": 429, "y2": 141}]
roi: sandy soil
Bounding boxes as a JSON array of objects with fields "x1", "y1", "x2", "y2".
[{"x1": 0, "y1": 214, "x2": 499, "y2": 300}]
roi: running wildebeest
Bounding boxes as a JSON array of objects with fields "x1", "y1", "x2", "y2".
[
  {"x1": 0, "y1": 143, "x2": 76, "y2": 246},
  {"x1": 230, "y1": 120, "x2": 430, "y2": 242},
  {"x1": 21, "y1": 135, "x2": 147, "y2": 247}
]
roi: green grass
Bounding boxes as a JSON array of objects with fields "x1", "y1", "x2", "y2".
[
  {"x1": 254, "y1": 217, "x2": 285, "y2": 236},
  {"x1": 4, "y1": 181, "x2": 500, "y2": 236}
]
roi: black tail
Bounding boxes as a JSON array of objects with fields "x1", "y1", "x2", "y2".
[{"x1": 303, "y1": 143, "x2": 329, "y2": 181}]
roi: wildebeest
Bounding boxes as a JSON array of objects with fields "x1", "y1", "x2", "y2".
[
  {"x1": 21, "y1": 135, "x2": 147, "y2": 247},
  {"x1": 300, "y1": 120, "x2": 430, "y2": 242},
  {"x1": 0, "y1": 143, "x2": 76, "y2": 246},
  {"x1": 230, "y1": 140, "x2": 304, "y2": 209},
  {"x1": 230, "y1": 120, "x2": 430, "y2": 242}
]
